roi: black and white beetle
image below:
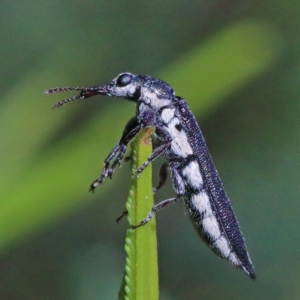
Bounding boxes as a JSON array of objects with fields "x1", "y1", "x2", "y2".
[{"x1": 46, "y1": 72, "x2": 255, "y2": 279}]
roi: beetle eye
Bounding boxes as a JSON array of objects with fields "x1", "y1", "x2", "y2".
[{"x1": 116, "y1": 73, "x2": 133, "y2": 87}]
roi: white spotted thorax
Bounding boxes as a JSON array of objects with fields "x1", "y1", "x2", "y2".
[{"x1": 46, "y1": 72, "x2": 255, "y2": 279}]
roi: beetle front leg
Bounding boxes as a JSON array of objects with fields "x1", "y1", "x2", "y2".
[{"x1": 90, "y1": 116, "x2": 141, "y2": 191}]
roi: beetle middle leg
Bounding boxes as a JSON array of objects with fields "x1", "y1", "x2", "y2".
[
  {"x1": 152, "y1": 162, "x2": 169, "y2": 193},
  {"x1": 136, "y1": 126, "x2": 172, "y2": 178}
]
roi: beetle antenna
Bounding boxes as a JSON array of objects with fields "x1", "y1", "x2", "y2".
[
  {"x1": 52, "y1": 95, "x2": 81, "y2": 109},
  {"x1": 45, "y1": 87, "x2": 84, "y2": 94},
  {"x1": 46, "y1": 85, "x2": 106, "y2": 109}
]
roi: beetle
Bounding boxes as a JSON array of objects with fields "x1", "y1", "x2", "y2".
[{"x1": 46, "y1": 72, "x2": 255, "y2": 279}]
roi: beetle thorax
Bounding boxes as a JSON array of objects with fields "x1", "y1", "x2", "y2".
[{"x1": 140, "y1": 87, "x2": 173, "y2": 110}]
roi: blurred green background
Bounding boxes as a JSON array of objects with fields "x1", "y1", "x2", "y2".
[{"x1": 1, "y1": 1, "x2": 300, "y2": 299}]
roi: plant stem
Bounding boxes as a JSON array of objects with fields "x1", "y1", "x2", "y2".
[{"x1": 120, "y1": 128, "x2": 159, "y2": 300}]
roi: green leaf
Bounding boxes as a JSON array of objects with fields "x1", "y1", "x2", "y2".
[{"x1": 123, "y1": 128, "x2": 159, "y2": 300}]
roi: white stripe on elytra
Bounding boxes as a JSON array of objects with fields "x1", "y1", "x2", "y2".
[
  {"x1": 202, "y1": 214, "x2": 221, "y2": 241},
  {"x1": 191, "y1": 192, "x2": 212, "y2": 217},
  {"x1": 213, "y1": 236, "x2": 231, "y2": 258},
  {"x1": 229, "y1": 252, "x2": 241, "y2": 266},
  {"x1": 161, "y1": 108, "x2": 175, "y2": 124},
  {"x1": 192, "y1": 193, "x2": 238, "y2": 263},
  {"x1": 191, "y1": 191, "x2": 242, "y2": 267},
  {"x1": 169, "y1": 118, "x2": 193, "y2": 157},
  {"x1": 182, "y1": 161, "x2": 203, "y2": 189}
]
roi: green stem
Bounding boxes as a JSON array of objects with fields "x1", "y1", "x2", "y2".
[{"x1": 120, "y1": 128, "x2": 159, "y2": 300}]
